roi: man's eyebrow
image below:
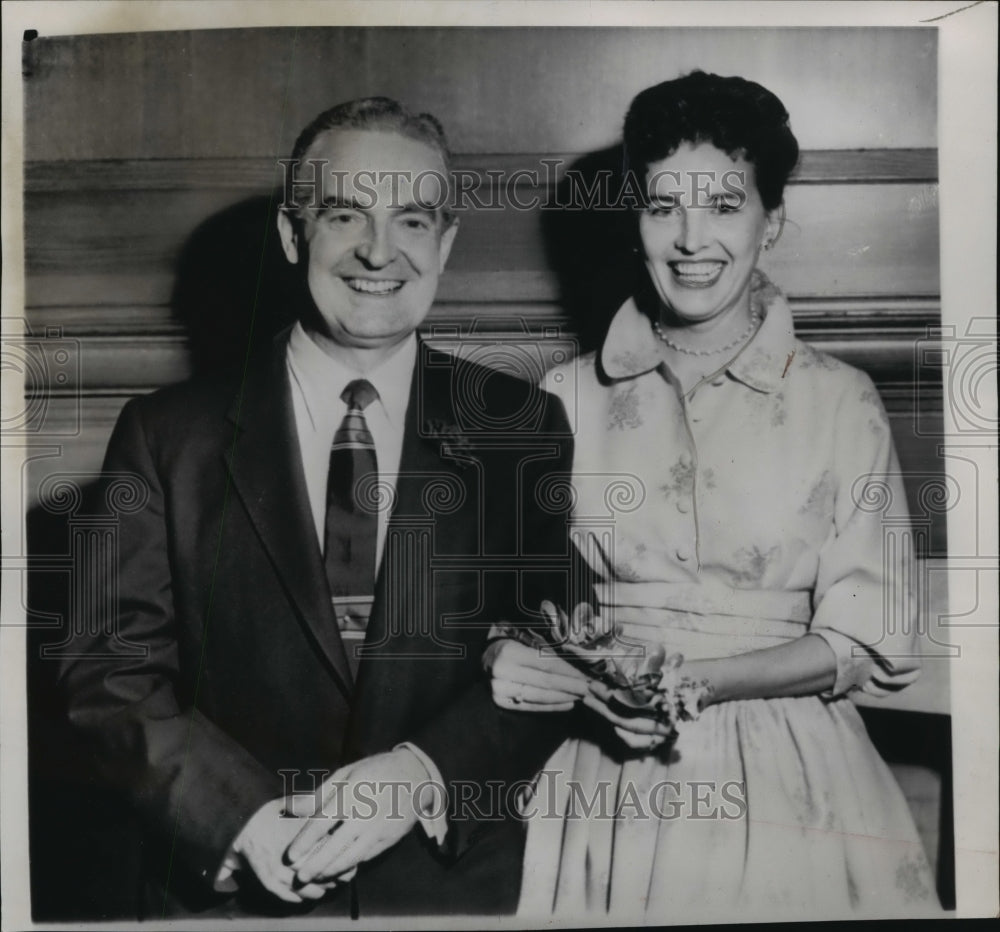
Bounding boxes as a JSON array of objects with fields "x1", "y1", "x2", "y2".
[
  {"x1": 318, "y1": 195, "x2": 370, "y2": 210},
  {"x1": 317, "y1": 195, "x2": 439, "y2": 216},
  {"x1": 396, "y1": 201, "x2": 438, "y2": 216}
]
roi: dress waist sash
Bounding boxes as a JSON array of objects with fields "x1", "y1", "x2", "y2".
[{"x1": 592, "y1": 580, "x2": 812, "y2": 660}]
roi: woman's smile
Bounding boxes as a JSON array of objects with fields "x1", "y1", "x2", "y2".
[{"x1": 667, "y1": 260, "x2": 726, "y2": 288}]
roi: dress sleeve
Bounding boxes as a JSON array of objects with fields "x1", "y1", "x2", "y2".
[{"x1": 808, "y1": 372, "x2": 921, "y2": 699}]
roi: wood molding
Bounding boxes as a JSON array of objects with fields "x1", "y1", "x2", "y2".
[
  {"x1": 22, "y1": 295, "x2": 943, "y2": 404},
  {"x1": 25, "y1": 297, "x2": 942, "y2": 336},
  {"x1": 23, "y1": 183, "x2": 942, "y2": 299},
  {"x1": 24, "y1": 149, "x2": 938, "y2": 192},
  {"x1": 19, "y1": 337, "x2": 943, "y2": 405}
]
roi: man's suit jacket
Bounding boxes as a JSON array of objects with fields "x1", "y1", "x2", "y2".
[{"x1": 57, "y1": 330, "x2": 576, "y2": 917}]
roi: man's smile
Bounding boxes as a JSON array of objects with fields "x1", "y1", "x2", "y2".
[{"x1": 344, "y1": 277, "x2": 405, "y2": 295}]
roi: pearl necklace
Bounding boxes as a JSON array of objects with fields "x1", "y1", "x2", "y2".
[{"x1": 652, "y1": 308, "x2": 760, "y2": 357}]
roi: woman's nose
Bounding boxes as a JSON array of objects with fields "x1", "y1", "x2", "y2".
[
  {"x1": 675, "y1": 209, "x2": 707, "y2": 253},
  {"x1": 355, "y1": 220, "x2": 396, "y2": 267}
]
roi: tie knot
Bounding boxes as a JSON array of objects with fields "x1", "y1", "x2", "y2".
[{"x1": 341, "y1": 379, "x2": 379, "y2": 412}]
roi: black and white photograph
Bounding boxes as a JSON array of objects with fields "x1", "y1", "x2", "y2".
[{"x1": 1, "y1": 2, "x2": 996, "y2": 928}]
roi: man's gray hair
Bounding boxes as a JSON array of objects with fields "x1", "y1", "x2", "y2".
[{"x1": 283, "y1": 96, "x2": 455, "y2": 225}]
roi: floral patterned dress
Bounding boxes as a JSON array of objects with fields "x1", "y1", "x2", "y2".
[{"x1": 518, "y1": 274, "x2": 940, "y2": 920}]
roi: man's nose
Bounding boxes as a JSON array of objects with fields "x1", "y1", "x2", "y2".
[
  {"x1": 355, "y1": 219, "x2": 396, "y2": 268},
  {"x1": 675, "y1": 209, "x2": 707, "y2": 253}
]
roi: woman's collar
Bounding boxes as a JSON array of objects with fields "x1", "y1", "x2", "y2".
[{"x1": 600, "y1": 270, "x2": 797, "y2": 393}]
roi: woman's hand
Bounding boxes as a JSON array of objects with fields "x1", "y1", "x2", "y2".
[
  {"x1": 485, "y1": 638, "x2": 591, "y2": 712},
  {"x1": 584, "y1": 680, "x2": 676, "y2": 750}
]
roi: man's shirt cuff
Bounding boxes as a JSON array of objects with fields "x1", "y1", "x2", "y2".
[
  {"x1": 395, "y1": 742, "x2": 448, "y2": 847},
  {"x1": 213, "y1": 849, "x2": 241, "y2": 893}
]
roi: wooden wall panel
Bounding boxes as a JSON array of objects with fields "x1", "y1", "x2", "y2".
[
  {"x1": 24, "y1": 28, "x2": 937, "y2": 161},
  {"x1": 20, "y1": 143, "x2": 945, "y2": 554},
  {"x1": 23, "y1": 182, "x2": 939, "y2": 302},
  {"x1": 24, "y1": 165, "x2": 938, "y2": 289}
]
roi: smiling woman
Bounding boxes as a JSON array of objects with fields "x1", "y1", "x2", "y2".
[
  {"x1": 625, "y1": 72, "x2": 799, "y2": 388},
  {"x1": 639, "y1": 143, "x2": 778, "y2": 346},
  {"x1": 487, "y1": 71, "x2": 944, "y2": 921}
]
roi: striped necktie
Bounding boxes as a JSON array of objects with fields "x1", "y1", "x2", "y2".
[{"x1": 324, "y1": 378, "x2": 379, "y2": 680}]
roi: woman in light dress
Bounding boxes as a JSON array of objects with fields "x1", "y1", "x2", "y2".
[{"x1": 487, "y1": 72, "x2": 941, "y2": 920}]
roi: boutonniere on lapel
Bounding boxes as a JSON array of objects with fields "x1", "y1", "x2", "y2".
[{"x1": 422, "y1": 418, "x2": 475, "y2": 468}]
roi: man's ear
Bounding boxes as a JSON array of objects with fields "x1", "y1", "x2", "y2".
[
  {"x1": 438, "y1": 218, "x2": 459, "y2": 273},
  {"x1": 276, "y1": 209, "x2": 300, "y2": 264}
]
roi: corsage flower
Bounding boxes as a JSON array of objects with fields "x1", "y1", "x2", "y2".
[{"x1": 492, "y1": 601, "x2": 713, "y2": 729}]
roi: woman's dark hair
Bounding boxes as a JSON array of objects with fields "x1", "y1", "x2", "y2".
[{"x1": 623, "y1": 71, "x2": 799, "y2": 210}]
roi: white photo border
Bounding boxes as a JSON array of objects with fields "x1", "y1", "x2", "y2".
[{"x1": 2, "y1": 2, "x2": 996, "y2": 928}]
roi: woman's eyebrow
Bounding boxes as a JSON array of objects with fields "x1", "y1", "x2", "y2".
[{"x1": 646, "y1": 192, "x2": 679, "y2": 205}]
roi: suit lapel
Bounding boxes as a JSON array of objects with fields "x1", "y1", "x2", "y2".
[
  {"x1": 223, "y1": 333, "x2": 353, "y2": 698},
  {"x1": 348, "y1": 343, "x2": 470, "y2": 716},
  {"x1": 395, "y1": 340, "x2": 468, "y2": 517},
  {"x1": 368, "y1": 339, "x2": 469, "y2": 641}
]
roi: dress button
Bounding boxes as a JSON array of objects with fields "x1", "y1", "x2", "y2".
[
  {"x1": 676, "y1": 548, "x2": 691, "y2": 562},
  {"x1": 711, "y1": 377, "x2": 725, "y2": 387},
  {"x1": 676, "y1": 500, "x2": 690, "y2": 514}
]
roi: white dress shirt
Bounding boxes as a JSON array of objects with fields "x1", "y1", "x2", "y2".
[{"x1": 286, "y1": 320, "x2": 414, "y2": 568}]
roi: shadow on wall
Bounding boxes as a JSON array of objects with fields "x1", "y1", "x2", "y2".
[
  {"x1": 26, "y1": 483, "x2": 145, "y2": 920},
  {"x1": 540, "y1": 144, "x2": 640, "y2": 355},
  {"x1": 171, "y1": 171, "x2": 642, "y2": 363},
  {"x1": 171, "y1": 193, "x2": 304, "y2": 376}
]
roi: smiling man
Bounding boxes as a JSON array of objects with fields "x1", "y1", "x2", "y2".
[
  {"x1": 58, "y1": 98, "x2": 575, "y2": 918},
  {"x1": 277, "y1": 116, "x2": 457, "y2": 362}
]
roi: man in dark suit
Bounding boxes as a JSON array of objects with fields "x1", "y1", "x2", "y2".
[{"x1": 57, "y1": 97, "x2": 578, "y2": 918}]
